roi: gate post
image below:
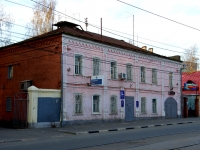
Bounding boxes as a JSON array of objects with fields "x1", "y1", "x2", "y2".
[
  {"x1": 183, "y1": 97, "x2": 188, "y2": 118},
  {"x1": 28, "y1": 86, "x2": 39, "y2": 128},
  {"x1": 195, "y1": 99, "x2": 199, "y2": 117}
]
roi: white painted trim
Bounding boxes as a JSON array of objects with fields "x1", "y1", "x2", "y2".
[{"x1": 62, "y1": 34, "x2": 182, "y2": 66}]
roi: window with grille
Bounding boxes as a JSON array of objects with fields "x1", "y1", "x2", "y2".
[
  {"x1": 141, "y1": 66, "x2": 146, "y2": 82},
  {"x1": 110, "y1": 96, "x2": 117, "y2": 114},
  {"x1": 152, "y1": 68, "x2": 157, "y2": 84},
  {"x1": 74, "y1": 93, "x2": 82, "y2": 114},
  {"x1": 141, "y1": 97, "x2": 146, "y2": 113},
  {"x1": 8, "y1": 65, "x2": 13, "y2": 79},
  {"x1": 169, "y1": 72, "x2": 173, "y2": 86},
  {"x1": 75, "y1": 55, "x2": 83, "y2": 75},
  {"x1": 152, "y1": 99, "x2": 157, "y2": 113},
  {"x1": 93, "y1": 58, "x2": 100, "y2": 76},
  {"x1": 6, "y1": 97, "x2": 12, "y2": 111},
  {"x1": 93, "y1": 95, "x2": 100, "y2": 113},
  {"x1": 126, "y1": 64, "x2": 133, "y2": 81},
  {"x1": 111, "y1": 61, "x2": 117, "y2": 79}
]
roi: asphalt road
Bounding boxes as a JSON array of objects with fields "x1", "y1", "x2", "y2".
[{"x1": 1, "y1": 122, "x2": 200, "y2": 150}]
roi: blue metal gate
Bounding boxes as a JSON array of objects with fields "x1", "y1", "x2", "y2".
[
  {"x1": 165, "y1": 97, "x2": 177, "y2": 118},
  {"x1": 125, "y1": 96, "x2": 134, "y2": 121},
  {"x1": 37, "y1": 98, "x2": 61, "y2": 122}
]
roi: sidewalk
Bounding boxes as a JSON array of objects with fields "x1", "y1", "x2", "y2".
[
  {"x1": 58, "y1": 117, "x2": 200, "y2": 134},
  {"x1": 1, "y1": 117, "x2": 200, "y2": 143}
]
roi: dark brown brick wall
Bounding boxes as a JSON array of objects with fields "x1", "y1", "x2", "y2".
[{"x1": 0, "y1": 35, "x2": 62, "y2": 127}]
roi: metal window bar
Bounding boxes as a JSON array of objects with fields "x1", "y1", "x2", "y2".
[
  {"x1": 111, "y1": 62, "x2": 117, "y2": 79},
  {"x1": 141, "y1": 97, "x2": 146, "y2": 113},
  {"x1": 141, "y1": 67, "x2": 145, "y2": 82},
  {"x1": 152, "y1": 99, "x2": 157, "y2": 113},
  {"x1": 93, "y1": 58, "x2": 100, "y2": 76},
  {"x1": 169, "y1": 72, "x2": 173, "y2": 86},
  {"x1": 127, "y1": 64, "x2": 132, "y2": 81},
  {"x1": 75, "y1": 94, "x2": 82, "y2": 114},
  {"x1": 93, "y1": 96, "x2": 99, "y2": 112},
  {"x1": 75, "y1": 56, "x2": 82, "y2": 75},
  {"x1": 152, "y1": 69, "x2": 157, "y2": 84},
  {"x1": 110, "y1": 96, "x2": 117, "y2": 113}
]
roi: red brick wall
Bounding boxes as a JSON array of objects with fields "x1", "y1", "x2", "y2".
[{"x1": 0, "y1": 35, "x2": 62, "y2": 126}]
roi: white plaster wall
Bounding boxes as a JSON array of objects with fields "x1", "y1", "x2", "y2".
[
  {"x1": 62, "y1": 35, "x2": 182, "y2": 123},
  {"x1": 27, "y1": 86, "x2": 61, "y2": 125}
]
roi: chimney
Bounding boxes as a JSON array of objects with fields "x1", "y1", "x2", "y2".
[
  {"x1": 148, "y1": 48, "x2": 153, "y2": 52},
  {"x1": 53, "y1": 21, "x2": 83, "y2": 30},
  {"x1": 142, "y1": 46, "x2": 147, "y2": 50}
]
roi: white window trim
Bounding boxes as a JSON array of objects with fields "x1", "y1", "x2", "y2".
[
  {"x1": 73, "y1": 93, "x2": 83, "y2": 115},
  {"x1": 92, "y1": 57, "x2": 101, "y2": 76},
  {"x1": 92, "y1": 94, "x2": 101, "y2": 114},
  {"x1": 140, "y1": 66, "x2": 146, "y2": 83},
  {"x1": 110, "y1": 60, "x2": 118, "y2": 80},
  {"x1": 126, "y1": 63, "x2": 133, "y2": 81},
  {"x1": 152, "y1": 98, "x2": 157, "y2": 114},
  {"x1": 110, "y1": 95, "x2": 118, "y2": 114},
  {"x1": 140, "y1": 97, "x2": 146, "y2": 114},
  {"x1": 74, "y1": 54, "x2": 84, "y2": 76}
]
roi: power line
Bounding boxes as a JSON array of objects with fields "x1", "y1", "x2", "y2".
[
  {"x1": 117, "y1": 0, "x2": 200, "y2": 32},
  {"x1": 4, "y1": 0, "x2": 192, "y2": 56},
  {"x1": 0, "y1": 40, "x2": 182, "y2": 78}
]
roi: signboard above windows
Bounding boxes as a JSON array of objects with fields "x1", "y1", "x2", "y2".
[{"x1": 91, "y1": 75, "x2": 104, "y2": 86}]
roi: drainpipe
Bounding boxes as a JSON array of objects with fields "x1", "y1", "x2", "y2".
[
  {"x1": 180, "y1": 67, "x2": 183, "y2": 118},
  {"x1": 60, "y1": 53, "x2": 64, "y2": 127}
]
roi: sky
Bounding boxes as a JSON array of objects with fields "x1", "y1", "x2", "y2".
[{"x1": 2, "y1": 0, "x2": 200, "y2": 58}]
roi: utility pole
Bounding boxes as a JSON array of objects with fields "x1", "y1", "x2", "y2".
[
  {"x1": 85, "y1": 18, "x2": 88, "y2": 31},
  {"x1": 133, "y1": 15, "x2": 134, "y2": 45}
]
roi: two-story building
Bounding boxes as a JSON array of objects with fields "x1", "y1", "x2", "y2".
[{"x1": 0, "y1": 21, "x2": 182, "y2": 128}]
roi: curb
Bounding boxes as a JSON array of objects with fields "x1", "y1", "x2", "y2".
[{"x1": 58, "y1": 121, "x2": 196, "y2": 135}]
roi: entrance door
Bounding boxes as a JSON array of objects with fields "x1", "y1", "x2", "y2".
[
  {"x1": 165, "y1": 97, "x2": 177, "y2": 118},
  {"x1": 125, "y1": 96, "x2": 134, "y2": 121}
]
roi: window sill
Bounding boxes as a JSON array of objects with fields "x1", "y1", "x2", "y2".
[
  {"x1": 73, "y1": 113, "x2": 83, "y2": 116},
  {"x1": 74, "y1": 74, "x2": 83, "y2": 76},
  {"x1": 151, "y1": 113, "x2": 158, "y2": 115},
  {"x1": 109, "y1": 113, "x2": 118, "y2": 115},
  {"x1": 92, "y1": 112, "x2": 101, "y2": 115},
  {"x1": 140, "y1": 82, "x2": 146, "y2": 84},
  {"x1": 109, "y1": 78, "x2": 118, "y2": 81},
  {"x1": 125, "y1": 80, "x2": 134, "y2": 82},
  {"x1": 140, "y1": 112, "x2": 147, "y2": 115}
]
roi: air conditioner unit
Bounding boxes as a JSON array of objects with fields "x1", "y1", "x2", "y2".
[
  {"x1": 20, "y1": 80, "x2": 33, "y2": 91},
  {"x1": 120, "y1": 73, "x2": 127, "y2": 80}
]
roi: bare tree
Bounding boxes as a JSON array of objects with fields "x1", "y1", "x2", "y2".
[
  {"x1": 27, "y1": 0, "x2": 57, "y2": 37},
  {"x1": 0, "y1": 1, "x2": 14, "y2": 47},
  {"x1": 182, "y1": 45, "x2": 199, "y2": 73}
]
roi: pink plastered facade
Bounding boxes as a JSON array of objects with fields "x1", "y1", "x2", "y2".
[{"x1": 62, "y1": 35, "x2": 182, "y2": 124}]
